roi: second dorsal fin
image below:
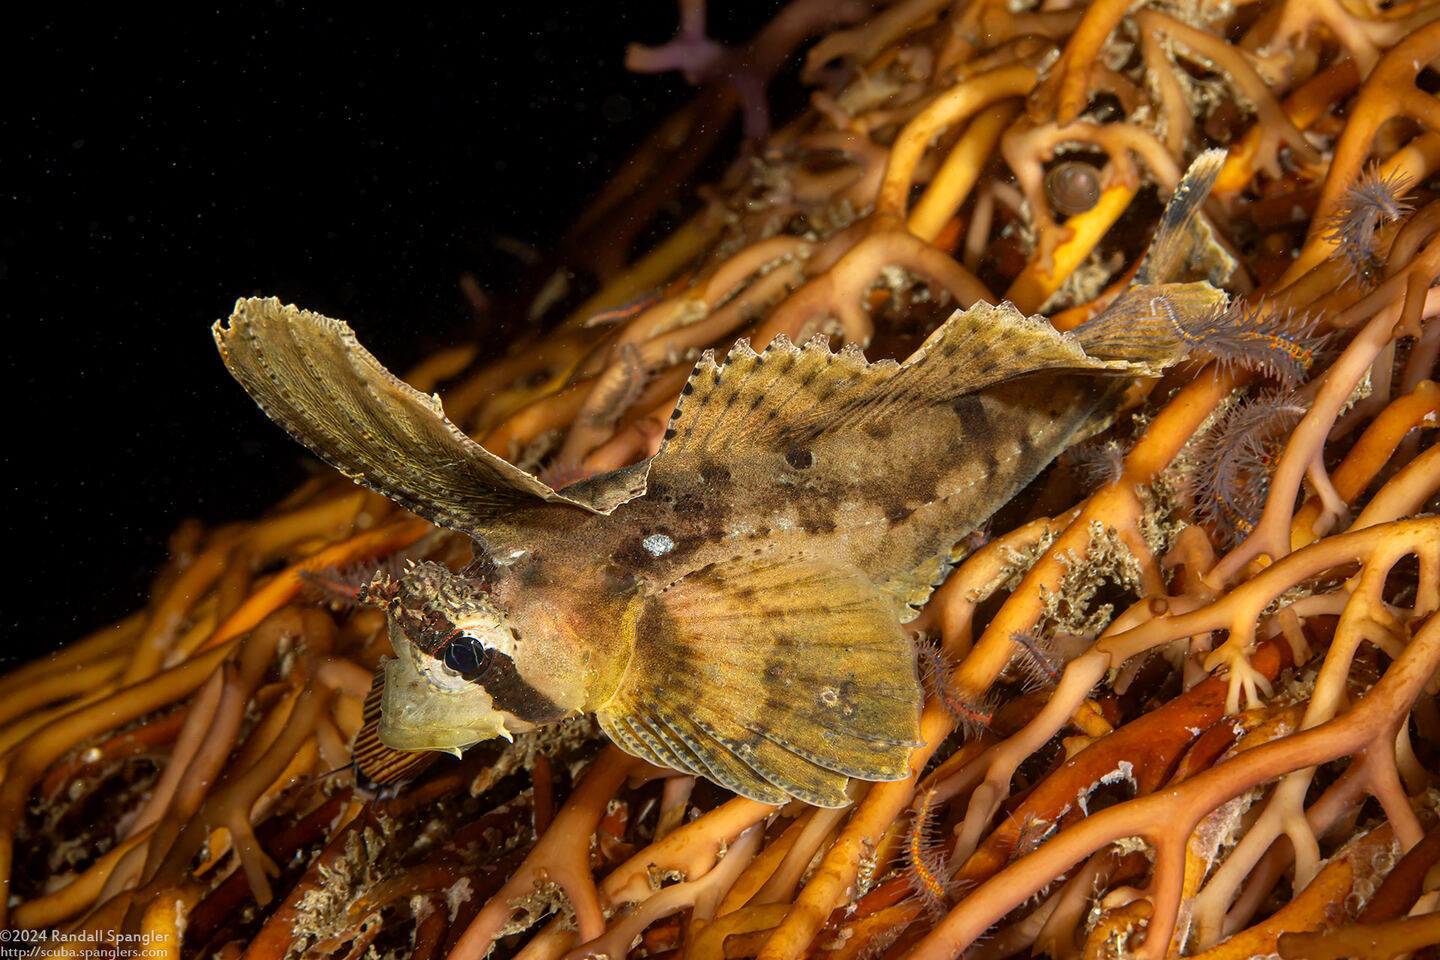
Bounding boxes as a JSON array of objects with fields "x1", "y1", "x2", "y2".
[{"x1": 652, "y1": 299, "x2": 1146, "y2": 464}]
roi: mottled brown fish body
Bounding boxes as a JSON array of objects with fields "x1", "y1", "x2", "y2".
[{"x1": 494, "y1": 370, "x2": 1124, "y2": 621}]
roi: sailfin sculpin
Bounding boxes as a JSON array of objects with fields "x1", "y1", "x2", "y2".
[{"x1": 215, "y1": 151, "x2": 1264, "y2": 806}]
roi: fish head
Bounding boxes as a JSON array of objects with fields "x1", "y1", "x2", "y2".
[{"x1": 362, "y1": 561, "x2": 573, "y2": 755}]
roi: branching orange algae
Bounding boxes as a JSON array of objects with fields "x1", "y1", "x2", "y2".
[{"x1": 3, "y1": 1, "x2": 1438, "y2": 959}]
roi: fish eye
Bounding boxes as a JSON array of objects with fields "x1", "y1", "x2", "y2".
[{"x1": 442, "y1": 635, "x2": 491, "y2": 680}]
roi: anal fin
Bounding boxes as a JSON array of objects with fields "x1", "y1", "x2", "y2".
[{"x1": 597, "y1": 555, "x2": 923, "y2": 808}]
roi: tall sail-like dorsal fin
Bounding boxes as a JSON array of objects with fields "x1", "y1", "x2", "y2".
[
  {"x1": 653, "y1": 152, "x2": 1238, "y2": 471},
  {"x1": 214, "y1": 298, "x2": 648, "y2": 539},
  {"x1": 651, "y1": 299, "x2": 1151, "y2": 464}
]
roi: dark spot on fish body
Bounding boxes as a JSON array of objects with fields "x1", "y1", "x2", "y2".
[
  {"x1": 764, "y1": 661, "x2": 793, "y2": 687},
  {"x1": 885, "y1": 503, "x2": 912, "y2": 524},
  {"x1": 600, "y1": 564, "x2": 639, "y2": 595},
  {"x1": 863, "y1": 421, "x2": 893, "y2": 440},
  {"x1": 784, "y1": 445, "x2": 814, "y2": 470},
  {"x1": 672, "y1": 494, "x2": 707, "y2": 516},
  {"x1": 798, "y1": 502, "x2": 837, "y2": 535},
  {"x1": 699, "y1": 461, "x2": 732, "y2": 485},
  {"x1": 951, "y1": 394, "x2": 985, "y2": 421},
  {"x1": 692, "y1": 518, "x2": 725, "y2": 546},
  {"x1": 612, "y1": 539, "x2": 650, "y2": 569}
]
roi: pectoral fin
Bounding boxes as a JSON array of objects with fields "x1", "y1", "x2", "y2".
[{"x1": 597, "y1": 555, "x2": 923, "y2": 807}]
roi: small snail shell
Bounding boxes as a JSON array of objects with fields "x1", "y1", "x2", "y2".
[{"x1": 1045, "y1": 161, "x2": 1102, "y2": 216}]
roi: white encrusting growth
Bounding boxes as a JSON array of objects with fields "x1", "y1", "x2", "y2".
[{"x1": 642, "y1": 533, "x2": 676, "y2": 557}]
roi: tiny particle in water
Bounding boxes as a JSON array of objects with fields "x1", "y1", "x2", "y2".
[{"x1": 641, "y1": 533, "x2": 675, "y2": 557}]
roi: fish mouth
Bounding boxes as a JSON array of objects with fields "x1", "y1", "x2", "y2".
[{"x1": 377, "y1": 629, "x2": 511, "y2": 754}]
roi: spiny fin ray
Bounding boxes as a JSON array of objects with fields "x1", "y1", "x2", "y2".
[{"x1": 1133, "y1": 147, "x2": 1235, "y2": 287}]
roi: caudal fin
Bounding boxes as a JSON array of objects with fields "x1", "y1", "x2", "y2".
[{"x1": 1072, "y1": 150, "x2": 1321, "y2": 384}]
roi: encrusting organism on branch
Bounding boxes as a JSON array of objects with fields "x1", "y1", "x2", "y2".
[
  {"x1": 1185, "y1": 389, "x2": 1309, "y2": 547},
  {"x1": 5, "y1": 2, "x2": 1440, "y2": 959}
]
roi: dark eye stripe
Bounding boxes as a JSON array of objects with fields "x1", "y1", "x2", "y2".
[
  {"x1": 431, "y1": 636, "x2": 568, "y2": 724},
  {"x1": 478, "y1": 649, "x2": 569, "y2": 724}
]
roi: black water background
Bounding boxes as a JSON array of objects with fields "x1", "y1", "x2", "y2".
[{"x1": 4, "y1": 3, "x2": 784, "y2": 663}]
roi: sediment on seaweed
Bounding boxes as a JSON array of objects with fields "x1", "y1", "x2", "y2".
[{"x1": 3, "y1": 2, "x2": 1439, "y2": 960}]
